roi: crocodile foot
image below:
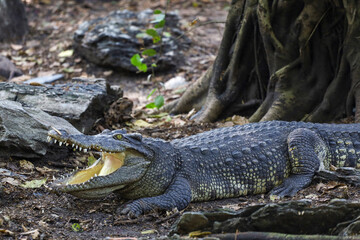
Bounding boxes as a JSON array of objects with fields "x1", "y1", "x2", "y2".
[
  {"x1": 120, "y1": 201, "x2": 146, "y2": 218},
  {"x1": 270, "y1": 174, "x2": 313, "y2": 197}
]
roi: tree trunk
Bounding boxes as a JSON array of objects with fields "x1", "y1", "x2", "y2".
[
  {"x1": 0, "y1": 0, "x2": 28, "y2": 43},
  {"x1": 165, "y1": 0, "x2": 360, "y2": 123}
]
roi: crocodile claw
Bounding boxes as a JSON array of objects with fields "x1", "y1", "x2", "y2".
[
  {"x1": 120, "y1": 204, "x2": 143, "y2": 218},
  {"x1": 269, "y1": 174, "x2": 313, "y2": 197}
]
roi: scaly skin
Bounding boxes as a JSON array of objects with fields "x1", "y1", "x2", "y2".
[{"x1": 48, "y1": 121, "x2": 360, "y2": 217}]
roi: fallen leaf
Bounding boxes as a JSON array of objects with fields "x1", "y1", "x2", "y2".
[
  {"x1": 20, "y1": 178, "x2": 47, "y2": 189},
  {"x1": 172, "y1": 118, "x2": 186, "y2": 126},
  {"x1": 62, "y1": 67, "x2": 74, "y2": 73},
  {"x1": 19, "y1": 160, "x2": 34, "y2": 171},
  {"x1": 35, "y1": 166, "x2": 58, "y2": 174},
  {"x1": 37, "y1": 70, "x2": 56, "y2": 77},
  {"x1": 133, "y1": 119, "x2": 153, "y2": 128},
  {"x1": 49, "y1": 45, "x2": 58, "y2": 52},
  {"x1": 26, "y1": 40, "x2": 41, "y2": 48},
  {"x1": 10, "y1": 44, "x2": 23, "y2": 51},
  {"x1": 189, "y1": 230, "x2": 211, "y2": 238},
  {"x1": 9, "y1": 75, "x2": 31, "y2": 83},
  {"x1": 25, "y1": 48, "x2": 36, "y2": 56},
  {"x1": 1, "y1": 177, "x2": 20, "y2": 186},
  {"x1": 0, "y1": 229, "x2": 14, "y2": 236},
  {"x1": 141, "y1": 229, "x2": 157, "y2": 234},
  {"x1": 232, "y1": 115, "x2": 249, "y2": 125},
  {"x1": 20, "y1": 229, "x2": 40, "y2": 239},
  {"x1": 58, "y1": 49, "x2": 74, "y2": 58},
  {"x1": 103, "y1": 70, "x2": 113, "y2": 76}
]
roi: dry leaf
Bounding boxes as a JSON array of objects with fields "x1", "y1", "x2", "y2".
[
  {"x1": 10, "y1": 44, "x2": 23, "y2": 51},
  {"x1": 9, "y1": 75, "x2": 31, "y2": 83},
  {"x1": 25, "y1": 48, "x2": 36, "y2": 56},
  {"x1": 1, "y1": 177, "x2": 21, "y2": 186},
  {"x1": 189, "y1": 230, "x2": 212, "y2": 238},
  {"x1": 58, "y1": 49, "x2": 74, "y2": 58},
  {"x1": 35, "y1": 166, "x2": 58, "y2": 174},
  {"x1": 20, "y1": 178, "x2": 47, "y2": 189},
  {"x1": 141, "y1": 229, "x2": 157, "y2": 234},
  {"x1": 19, "y1": 160, "x2": 34, "y2": 171},
  {"x1": 133, "y1": 119, "x2": 153, "y2": 128},
  {"x1": 37, "y1": 70, "x2": 56, "y2": 77}
]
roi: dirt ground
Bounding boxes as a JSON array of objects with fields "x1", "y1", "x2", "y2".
[{"x1": 0, "y1": 0, "x2": 359, "y2": 239}]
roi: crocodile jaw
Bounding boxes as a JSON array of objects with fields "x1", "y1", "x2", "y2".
[
  {"x1": 66, "y1": 152, "x2": 126, "y2": 185},
  {"x1": 47, "y1": 130, "x2": 151, "y2": 199}
]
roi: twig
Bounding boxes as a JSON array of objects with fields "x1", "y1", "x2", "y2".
[{"x1": 155, "y1": 211, "x2": 180, "y2": 224}]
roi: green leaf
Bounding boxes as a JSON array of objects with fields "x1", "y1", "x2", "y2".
[
  {"x1": 153, "y1": 9, "x2": 162, "y2": 14},
  {"x1": 154, "y1": 95, "x2": 164, "y2": 109},
  {"x1": 72, "y1": 223, "x2": 82, "y2": 232},
  {"x1": 154, "y1": 19, "x2": 165, "y2": 28},
  {"x1": 153, "y1": 36, "x2": 161, "y2": 43},
  {"x1": 130, "y1": 54, "x2": 142, "y2": 67},
  {"x1": 146, "y1": 29, "x2": 159, "y2": 38},
  {"x1": 142, "y1": 49, "x2": 157, "y2": 57},
  {"x1": 138, "y1": 63, "x2": 148, "y2": 72},
  {"x1": 147, "y1": 88, "x2": 157, "y2": 99},
  {"x1": 151, "y1": 63, "x2": 158, "y2": 68},
  {"x1": 146, "y1": 102, "x2": 157, "y2": 109}
]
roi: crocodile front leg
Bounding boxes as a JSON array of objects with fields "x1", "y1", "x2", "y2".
[
  {"x1": 121, "y1": 176, "x2": 192, "y2": 217},
  {"x1": 271, "y1": 128, "x2": 329, "y2": 197}
]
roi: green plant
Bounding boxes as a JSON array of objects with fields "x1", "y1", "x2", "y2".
[
  {"x1": 130, "y1": 8, "x2": 168, "y2": 73},
  {"x1": 146, "y1": 88, "x2": 164, "y2": 109}
]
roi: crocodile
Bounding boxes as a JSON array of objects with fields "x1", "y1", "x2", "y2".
[{"x1": 47, "y1": 121, "x2": 360, "y2": 217}]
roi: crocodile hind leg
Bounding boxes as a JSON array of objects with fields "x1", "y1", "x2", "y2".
[
  {"x1": 270, "y1": 128, "x2": 328, "y2": 197},
  {"x1": 120, "y1": 176, "x2": 192, "y2": 217}
]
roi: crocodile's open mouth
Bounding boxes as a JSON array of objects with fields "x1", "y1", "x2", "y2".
[
  {"x1": 47, "y1": 134, "x2": 131, "y2": 186},
  {"x1": 67, "y1": 152, "x2": 126, "y2": 185}
]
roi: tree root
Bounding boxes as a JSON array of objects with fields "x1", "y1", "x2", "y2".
[
  {"x1": 212, "y1": 232, "x2": 358, "y2": 240},
  {"x1": 165, "y1": 0, "x2": 359, "y2": 123}
]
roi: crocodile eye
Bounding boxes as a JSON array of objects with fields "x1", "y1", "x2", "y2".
[{"x1": 114, "y1": 134, "x2": 123, "y2": 140}]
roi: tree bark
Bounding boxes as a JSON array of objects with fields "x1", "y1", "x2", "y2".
[
  {"x1": 0, "y1": 0, "x2": 28, "y2": 43},
  {"x1": 165, "y1": 0, "x2": 360, "y2": 123},
  {"x1": 212, "y1": 232, "x2": 358, "y2": 240}
]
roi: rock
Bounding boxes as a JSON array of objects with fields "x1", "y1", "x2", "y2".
[
  {"x1": 0, "y1": 56, "x2": 23, "y2": 80},
  {"x1": 172, "y1": 200, "x2": 360, "y2": 236},
  {"x1": 164, "y1": 76, "x2": 188, "y2": 90},
  {"x1": 0, "y1": 78, "x2": 121, "y2": 133},
  {"x1": 172, "y1": 212, "x2": 209, "y2": 235},
  {"x1": 0, "y1": 100, "x2": 80, "y2": 158},
  {"x1": 73, "y1": 9, "x2": 190, "y2": 72}
]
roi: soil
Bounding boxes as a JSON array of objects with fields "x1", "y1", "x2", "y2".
[{"x1": 0, "y1": 0, "x2": 359, "y2": 239}]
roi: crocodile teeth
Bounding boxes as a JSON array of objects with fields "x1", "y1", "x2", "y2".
[
  {"x1": 72, "y1": 144, "x2": 75, "y2": 147},
  {"x1": 83, "y1": 148, "x2": 88, "y2": 153},
  {"x1": 59, "y1": 141, "x2": 63, "y2": 146},
  {"x1": 66, "y1": 142, "x2": 69, "y2": 146},
  {"x1": 76, "y1": 145, "x2": 78, "y2": 149},
  {"x1": 94, "y1": 173, "x2": 97, "y2": 177},
  {"x1": 47, "y1": 136, "x2": 52, "y2": 142},
  {"x1": 79, "y1": 147, "x2": 82, "y2": 151},
  {"x1": 54, "y1": 139, "x2": 57, "y2": 144}
]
